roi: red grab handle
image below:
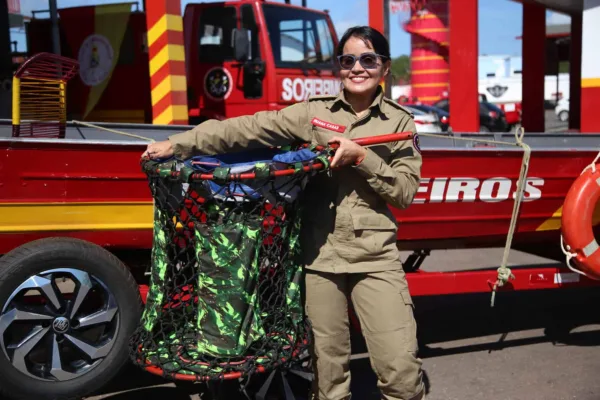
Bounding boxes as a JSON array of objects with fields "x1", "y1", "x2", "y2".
[{"x1": 352, "y1": 131, "x2": 414, "y2": 146}]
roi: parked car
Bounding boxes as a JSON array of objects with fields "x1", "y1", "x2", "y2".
[
  {"x1": 406, "y1": 104, "x2": 450, "y2": 132},
  {"x1": 404, "y1": 106, "x2": 443, "y2": 133},
  {"x1": 479, "y1": 93, "x2": 521, "y2": 129},
  {"x1": 555, "y1": 98, "x2": 569, "y2": 122},
  {"x1": 433, "y1": 99, "x2": 509, "y2": 132}
]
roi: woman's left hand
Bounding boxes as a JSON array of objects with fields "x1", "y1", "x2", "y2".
[{"x1": 328, "y1": 136, "x2": 367, "y2": 168}]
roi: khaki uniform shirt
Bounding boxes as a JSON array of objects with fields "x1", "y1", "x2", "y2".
[{"x1": 169, "y1": 85, "x2": 422, "y2": 273}]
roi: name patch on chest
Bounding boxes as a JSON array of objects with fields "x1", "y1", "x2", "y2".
[{"x1": 311, "y1": 118, "x2": 346, "y2": 133}]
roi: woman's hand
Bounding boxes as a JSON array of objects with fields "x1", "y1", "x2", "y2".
[
  {"x1": 328, "y1": 136, "x2": 367, "y2": 168},
  {"x1": 142, "y1": 140, "x2": 174, "y2": 160}
]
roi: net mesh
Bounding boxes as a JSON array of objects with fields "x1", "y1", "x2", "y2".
[{"x1": 130, "y1": 145, "x2": 332, "y2": 382}]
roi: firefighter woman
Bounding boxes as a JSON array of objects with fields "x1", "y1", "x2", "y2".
[{"x1": 143, "y1": 26, "x2": 425, "y2": 400}]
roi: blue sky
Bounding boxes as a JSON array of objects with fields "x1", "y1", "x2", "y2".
[{"x1": 12, "y1": 0, "x2": 571, "y2": 58}]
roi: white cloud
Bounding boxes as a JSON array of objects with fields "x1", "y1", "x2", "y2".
[
  {"x1": 547, "y1": 11, "x2": 571, "y2": 25},
  {"x1": 335, "y1": 20, "x2": 362, "y2": 37}
]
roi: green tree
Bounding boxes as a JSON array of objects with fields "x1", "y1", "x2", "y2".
[{"x1": 390, "y1": 55, "x2": 411, "y2": 84}]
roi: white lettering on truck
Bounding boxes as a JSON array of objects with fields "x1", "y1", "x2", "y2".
[
  {"x1": 282, "y1": 78, "x2": 341, "y2": 102},
  {"x1": 413, "y1": 177, "x2": 544, "y2": 204}
]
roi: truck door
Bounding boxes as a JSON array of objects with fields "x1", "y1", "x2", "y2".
[
  {"x1": 184, "y1": 2, "x2": 266, "y2": 122},
  {"x1": 260, "y1": 4, "x2": 340, "y2": 108}
]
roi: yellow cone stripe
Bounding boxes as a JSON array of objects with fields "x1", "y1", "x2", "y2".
[
  {"x1": 148, "y1": 14, "x2": 183, "y2": 48},
  {"x1": 582, "y1": 78, "x2": 600, "y2": 88},
  {"x1": 153, "y1": 105, "x2": 189, "y2": 125},
  {"x1": 412, "y1": 28, "x2": 448, "y2": 33},
  {"x1": 412, "y1": 55, "x2": 445, "y2": 61},
  {"x1": 411, "y1": 14, "x2": 447, "y2": 20},
  {"x1": 0, "y1": 202, "x2": 153, "y2": 233},
  {"x1": 412, "y1": 82, "x2": 449, "y2": 88},
  {"x1": 412, "y1": 42, "x2": 449, "y2": 48},
  {"x1": 412, "y1": 69, "x2": 449, "y2": 74},
  {"x1": 149, "y1": 44, "x2": 185, "y2": 76},
  {"x1": 151, "y1": 75, "x2": 187, "y2": 107}
]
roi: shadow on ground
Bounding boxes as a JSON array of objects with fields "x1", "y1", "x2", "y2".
[{"x1": 81, "y1": 287, "x2": 600, "y2": 400}]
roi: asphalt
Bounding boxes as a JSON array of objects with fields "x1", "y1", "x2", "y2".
[
  {"x1": 78, "y1": 284, "x2": 600, "y2": 400},
  {"x1": 72, "y1": 248, "x2": 600, "y2": 400}
]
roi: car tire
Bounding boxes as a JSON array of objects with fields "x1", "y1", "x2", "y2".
[
  {"x1": 558, "y1": 110, "x2": 569, "y2": 122},
  {"x1": 0, "y1": 237, "x2": 141, "y2": 400}
]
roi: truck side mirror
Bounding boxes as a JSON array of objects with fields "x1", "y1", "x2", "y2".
[{"x1": 233, "y1": 28, "x2": 250, "y2": 62}]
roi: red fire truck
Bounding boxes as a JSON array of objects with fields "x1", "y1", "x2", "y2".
[{"x1": 25, "y1": 0, "x2": 341, "y2": 124}]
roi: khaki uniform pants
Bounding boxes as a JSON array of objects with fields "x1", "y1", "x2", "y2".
[{"x1": 305, "y1": 269, "x2": 424, "y2": 400}]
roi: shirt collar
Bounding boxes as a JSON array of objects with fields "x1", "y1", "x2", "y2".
[{"x1": 332, "y1": 85, "x2": 385, "y2": 115}]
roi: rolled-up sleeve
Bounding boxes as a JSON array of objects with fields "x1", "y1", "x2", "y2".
[
  {"x1": 353, "y1": 116, "x2": 422, "y2": 209},
  {"x1": 168, "y1": 102, "x2": 312, "y2": 159}
]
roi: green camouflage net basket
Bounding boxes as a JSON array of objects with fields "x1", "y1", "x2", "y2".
[{"x1": 130, "y1": 145, "x2": 333, "y2": 382}]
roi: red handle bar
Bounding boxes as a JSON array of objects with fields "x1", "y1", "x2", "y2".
[
  {"x1": 314, "y1": 131, "x2": 413, "y2": 151},
  {"x1": 353, "y1": 132, "x2": 413, "y2": 146},
  {"x1": 166, "y1": 131, "x2": 414, "y2": 181}
]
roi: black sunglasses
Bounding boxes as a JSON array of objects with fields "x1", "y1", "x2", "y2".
[{"x1": 337, "y1": 52, "x2": 388, "y2": 70}]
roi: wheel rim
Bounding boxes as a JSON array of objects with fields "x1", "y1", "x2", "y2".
[{"x1": 0, "y1": 268, "x2": 119, "y2": 381}]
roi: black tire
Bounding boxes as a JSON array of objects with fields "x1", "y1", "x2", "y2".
[
  {"x1": 558, "y1": 110, "x2": 569, "y2": 122},
  {"x1": 0, "y1": 237, "x2": 142, "y2": 400}
]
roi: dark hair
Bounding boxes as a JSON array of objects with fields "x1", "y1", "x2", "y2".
[{"x1": 336, "y1": 26, "x2": 391, "y2": 59}]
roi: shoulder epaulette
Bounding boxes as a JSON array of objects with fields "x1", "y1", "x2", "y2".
[
  {"x1": 382, "y1": 97, "x2": 413, "y2": 116},
  {"x1": 307, "y1": 94, "x2": 339, "y2": 102}
]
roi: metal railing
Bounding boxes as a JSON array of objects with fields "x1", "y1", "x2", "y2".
[{"x1": 12, "y1": 52, "x2": 79, "y2": 138}]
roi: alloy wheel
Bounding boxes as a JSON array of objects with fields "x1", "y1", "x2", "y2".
[{"x1": 0, "y1": 268, "x2": 119, "y2": 381}]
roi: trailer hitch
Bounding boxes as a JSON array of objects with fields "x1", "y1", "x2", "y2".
[{"x1": 402, "y1": 249, "x2": 431, "y2": 272}]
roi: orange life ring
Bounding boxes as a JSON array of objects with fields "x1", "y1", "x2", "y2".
[{"x1": 561, "y1": 164, "x2": 600, "y2": 280}]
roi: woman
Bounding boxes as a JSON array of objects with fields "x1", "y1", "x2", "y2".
[{"x1": 144, "y1": 26, "x2": 424, "y2": 400}]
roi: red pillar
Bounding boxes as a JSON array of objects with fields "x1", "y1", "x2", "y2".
[
  {"x1": 521, "y1": 2, "x2": 545, "y2": 132},
  {"x1": 145, "y1": 0, "x2": 188, "y2": 125},
  {"x1": 368, "y1": 0, "x2": 384, "y2": 34},
  {"x1": 369, "y1": 0, "x2": 392, "y2": 96},
  {"x1": 581, "y1": 2, "x2": 600, "y2": 133},
  {"x1": 449, "y1": 0, "x2": 479, "y2": 132},
  {"x1": 569, "y1": 13, "x2": 582, "y2": 131}
]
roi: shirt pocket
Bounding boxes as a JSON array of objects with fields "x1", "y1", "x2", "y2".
[
  {"x1": 350, "y1": 211, "x2": 398, "y2": 257},
  {"x1": 310, "y1": 124, "x2": 342, "y2": 146}
]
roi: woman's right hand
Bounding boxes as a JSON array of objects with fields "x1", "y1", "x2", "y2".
[{"x1": 142, "y1": 140, "x2": 174, "y2": 159}]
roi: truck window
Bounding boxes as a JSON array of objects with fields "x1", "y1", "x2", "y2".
[
  {"x1": 262, "y1": 4, "x2": 334, "y2": 69},
  {"x1": 198, "y1": 6, "x2": 236, "y2": 62},
  {"x1": 241, "y1": 4, "x2": 260, "y2": 60}
]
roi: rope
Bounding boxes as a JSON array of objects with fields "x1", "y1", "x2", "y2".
[
  {"x1": 421, "y1": 128, "x2": 531, "y2": 307},
  {"x1": 72, "y1": 120, "x2": 156, "y2": 142},
  {"x1": 69, "y1": 119, "x2": 532, "y2": 305},
  {"x1": 558, "y1": 139, "x2": 600, "y2": 277},
  {"x1": 560, "y1": 235, "x2": 592, "y2": 279}
]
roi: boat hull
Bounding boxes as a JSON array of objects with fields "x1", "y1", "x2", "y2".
[{"x1": 1, "y1": 122, "x2": 598, "y2": 259}]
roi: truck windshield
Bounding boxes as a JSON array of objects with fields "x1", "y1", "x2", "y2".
[
  {"x1": 262, "y1": 4, "x2": 335, "y2": 69},
  {"x1": 198, "y1": 6, "x2": 236, "y2": 62}
]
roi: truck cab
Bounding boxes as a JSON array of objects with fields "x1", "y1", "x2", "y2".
[
  {"x1": 23, "y1": 0, "x2": 341, "y2": 125},
  {"x1": 184, "y1": 0, "x2": 340, "y2": 123}
]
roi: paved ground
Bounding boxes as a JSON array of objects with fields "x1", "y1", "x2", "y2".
[
  {"x1": 508, "y1": 110, "x2": 568, "y2": 134},
  {"x1": 544, "y1": 109, "x2": 569, "y2": 133},
  {"x1": 68, "y1": 248, "x2": 600, "y2": 400}
]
